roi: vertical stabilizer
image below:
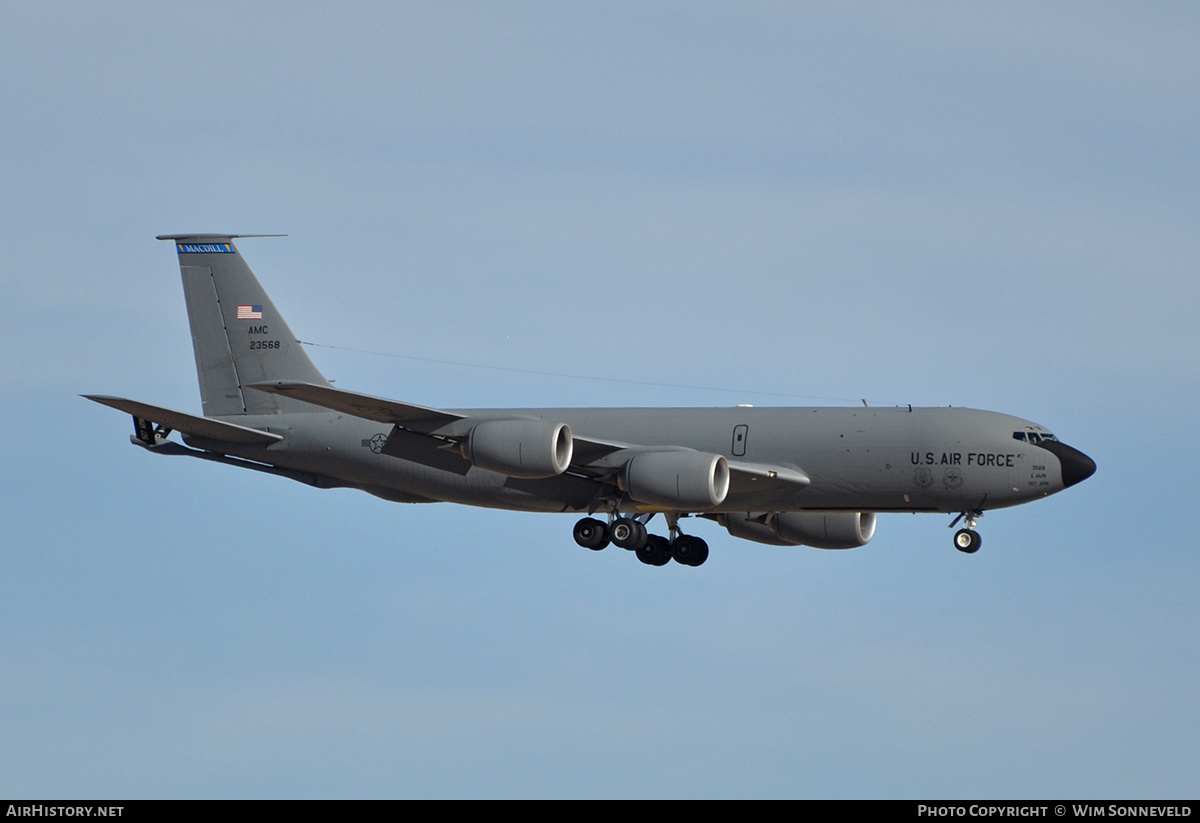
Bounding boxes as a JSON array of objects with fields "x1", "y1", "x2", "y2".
[{"x1": 158, "y1": 235, "x2": 330, "y2": 416}]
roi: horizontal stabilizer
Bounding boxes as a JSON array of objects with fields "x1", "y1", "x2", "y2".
[
  {"x1": 83, "y1": 395, "x2": 283, "y2": 445},
  {"x1": 247, "y1": 381, "x2": 463, "y2": 425}
]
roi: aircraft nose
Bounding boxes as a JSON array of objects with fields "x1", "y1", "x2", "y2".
[
  {"x1": 1031, "y1": 439, "x2": 1095, "y2": 488},
  {"x1": 1050, "y1": 442, "x2": 1097, "y2": 488}
]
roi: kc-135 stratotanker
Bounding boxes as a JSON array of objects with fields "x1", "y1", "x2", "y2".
[{"x1": 87, "y1": 236, "x2": 1096, "y2": 567}]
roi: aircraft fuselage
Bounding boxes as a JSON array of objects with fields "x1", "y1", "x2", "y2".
[{"x1": 188, "y1": 404, "x2": 1086, "y2": 516}]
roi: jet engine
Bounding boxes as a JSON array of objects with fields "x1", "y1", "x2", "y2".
[
  {"x1": 723, "y1": 511, "x2": 877, "y2": 549},
  {"x1": 775, "y1": 511, "x2": 876, "y2": 549},
  {"x1": 462, "y1": 418, "x2": 573, "y2": 479},
  {"x1": 621, "y1": 450, "x2": 730, "y2": 510}
]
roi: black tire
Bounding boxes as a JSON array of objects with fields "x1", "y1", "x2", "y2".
[
  {"x1": 573, "y1": 517, "x2": 609, "y2": 551},
  {"x1": 632, "y1": 520, "x2": 648, "y2": 549},
  {"x1": 672, "y1": 535, "x2": 709, "y2": 566},
  {"x1": 611, "y1": 517, "x2": 646, "y2": 550},
  {"x1": 637, "y1": 535, "x2": 672, "y2": 566},
  {"x1": 954, "y1": 528, "x2": 981, "y2": 554}
]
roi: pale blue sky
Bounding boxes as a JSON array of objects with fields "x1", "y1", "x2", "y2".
[{"x1": 2, "y1": 2, "x2": 1197, "y2": 797}]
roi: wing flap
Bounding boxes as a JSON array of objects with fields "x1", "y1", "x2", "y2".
[
  {"x1": 380, "y1": 426, "x2": 472, "y2": 475},
  {"x1": 83, "y1": 395, "x2": 283, "y2": 445}
]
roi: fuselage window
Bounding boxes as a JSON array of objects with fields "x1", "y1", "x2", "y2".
[{"x1": 1013, "y1": 432, "x2": 1027, "y2": 442}]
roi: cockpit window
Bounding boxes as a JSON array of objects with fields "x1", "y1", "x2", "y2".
[{"x1": 1014, "y1": 431, "x2": 1058, "y2": 444}]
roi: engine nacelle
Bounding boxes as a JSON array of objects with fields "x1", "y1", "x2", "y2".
[
  {"x1": 462, "y1": 418, "x2": 573, "y2": 479},
  {"x1": 722, "y1": 512, "x2": 795, "y2": 546},
  {"x1": 774, "y1": 511, "x2": 877, "y2": 550},
  {"x1": 621, "y1": 450, "x2": 730, "y2": 510}
]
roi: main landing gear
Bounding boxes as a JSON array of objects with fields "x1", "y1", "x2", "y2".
[
  {"x1": 950, "y1": 510, "x2": 983, "y2": 554},
  {"x1": 572, "y1": 515, "x2": 709, "y2": 567}
]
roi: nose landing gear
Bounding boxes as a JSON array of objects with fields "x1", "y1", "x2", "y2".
[
  {"x1": 949, "y1": 510, "x2": 983, "y2": 553},
  {"x1": 953, "y1": 528, "x2": 982, "y2": 553}
]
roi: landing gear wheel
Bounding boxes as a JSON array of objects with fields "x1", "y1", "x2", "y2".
[
  {"x1": 671, "y1": 535, "x2": 709, "y2": 567},
  {"x1": 636, "y1": 535, "x2": 672, "y2": 566},
  {"x1": 610, "y1": 517, "x2": 647, "y2": 550},
  {"x1": 573, "y1": 517, "x2": 610, "y2": 551},
  {"x1": 954, "y1": 528, "x2": 981, "y2": 554}
]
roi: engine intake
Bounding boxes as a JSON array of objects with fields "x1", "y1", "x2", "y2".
[{"x1": 463, "y1": 418, "x2": 573, "y2": 479}]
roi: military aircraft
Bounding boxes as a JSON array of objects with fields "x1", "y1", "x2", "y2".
[{"x1": 86, "y1": 235, "x2": 1096, "y2": 567}]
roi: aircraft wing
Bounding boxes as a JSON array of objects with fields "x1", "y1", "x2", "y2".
[
  {"x1": 243, "y1": 382, "x2": 809, "y2": 504},
  {"x1": 247, "y1": 381, "x2": 463, "y2": 426},
  {"x1": 562, "y1": 435, "x2": 809, "y2": 491},
  {"x1": 83, "y1": 395, "x2": 283, "y2": 445}
]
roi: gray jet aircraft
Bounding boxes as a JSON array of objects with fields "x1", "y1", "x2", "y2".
[{"x1": 86, "y1": 235, "x2": 1096, "y2": 567}]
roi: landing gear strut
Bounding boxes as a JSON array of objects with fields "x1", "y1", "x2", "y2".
[
  {"x1": 663, "y1": 512, "x2": 708, "y2": 567},
  {"x1": 949, "y1": 510, "x2": 983, "y2": 554}
]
